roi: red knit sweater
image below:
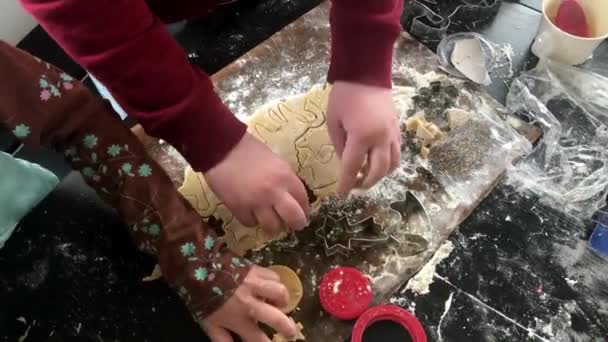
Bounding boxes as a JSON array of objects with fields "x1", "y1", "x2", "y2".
[{"x1": 21, "y1": 0, "x2": 403, "y2": 172}]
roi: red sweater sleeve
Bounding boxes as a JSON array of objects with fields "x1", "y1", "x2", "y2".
[
  {"x1": 20, "y1": 0, "x2": 246, "y2": 172},
  {"x1": 328, "y1": 0, "x2": 404, "y2": 88}
]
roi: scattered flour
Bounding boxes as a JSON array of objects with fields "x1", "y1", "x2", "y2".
[
  {"x1": 533, "y1": 317, "x2": 556, "y2": 338},
  {"x1": 469, "y1": 233, "x2": 485, "y2": 241},
  {"x1": 399, "y1": 67, "x2": 446, "y2": 89},
  {"x1": 390, "y1": 296, "x2": 418, "y2": 316},
  {"x1": 18, "y1": 320, "x2": 35, "y2": 342},
  {"x1": 437, "y1": 292, "x2": 455, "y2": 342},
  {"x1": 541, "y1": 322, "x2": 555, "y2": 338},
  {"x1": 332, "y1": 280, "x2": 342, "y2": 294},
  {"x1": 408, "y1": 301, "x2": 417, "y2": 314},
  {"x1": 489, "y1": 43, "x2": 516, "y2": 79},
  {"x1": 310, "y1": 272, "x2": 318, "y2": 288},
  {"x1": 404, "y1": 241, "x2": 454, "y2": 295},
  {"x1": 390, "y1": 296, "x2": 407, "y2": 307},
  {"x1": 564, "y1": 277, "x2": 578, "y2": 287}
]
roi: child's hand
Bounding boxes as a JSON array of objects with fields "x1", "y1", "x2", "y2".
[
  {"x1": 205, "y1": 133, "x2": 310, "y2": 235},
  {"x1": 327, "y1": 81, "x2": 401, "y2": 197},
  {"x1": 200, "y1": 266, "x2": 298, "y2": 342}
]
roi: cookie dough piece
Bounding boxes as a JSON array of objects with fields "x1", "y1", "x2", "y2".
[
  {"x1": 416, "y1": 121, "x2": 444, "y2": 147},
  {"x1": 405, "y1": 114, "x2": 425, "y2": 131},
  {"x1": 416, "y1": 123, "x2": 435, "y2": 146},
  {"x1": 420, "y1": 146, "x2": 431, "y2": 159},
  {"x1": 142, "y1": 264, "x2": 163, "y2": 282},
  {"x1": 269, "y1": 265, "x2": 304, "y2": 313},
  {"x1": 445, "y1": 108, "x2": 471, "y2": 130},
  {"x1": 405, "y1": 113, "x2": 445, "y2": 158},
  {"x1": 273, "y1": 322, "x2": 305, "y2": 342},
  {"x1": 426, "y1": 123, "x2": 444, "y2": 139}
]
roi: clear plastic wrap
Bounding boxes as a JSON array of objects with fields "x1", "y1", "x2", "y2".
[{"x1": 506, "y1": 60, "x2": 608, "y2": 218}]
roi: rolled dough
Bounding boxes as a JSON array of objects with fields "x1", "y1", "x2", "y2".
[{"x1": 179, "y1": 84, "x2": 340, "y2": 254}]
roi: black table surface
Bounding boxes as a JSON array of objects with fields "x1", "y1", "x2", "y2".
[{"x1": 2, "y1": 1, "x2": 608, "y2": 341}]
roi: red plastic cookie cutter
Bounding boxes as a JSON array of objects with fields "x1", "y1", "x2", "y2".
[
  {"x1": 351, "y1": 305, "x2": 427, "y2": 342},
  {"x1": 319, "y1": 267, "x2": 372, "y2": 320}
]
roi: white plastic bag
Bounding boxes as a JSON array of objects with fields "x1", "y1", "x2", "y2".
[{"x1": 506, "y1": 60, "x2": 608, "y2": 218}]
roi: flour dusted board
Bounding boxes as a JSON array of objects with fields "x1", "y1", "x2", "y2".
[{"x1": 145, "y1": 2, "x2": 541, "y2": 341}]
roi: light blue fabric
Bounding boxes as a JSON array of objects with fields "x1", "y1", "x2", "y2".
[
  {"x1": 89, "y1": 74, "x2": 129, "y2": 120},
  {"x1": 0, "y1": 151, "x2": 59, "y2": 249}
]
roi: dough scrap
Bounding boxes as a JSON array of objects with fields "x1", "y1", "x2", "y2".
[
  {"x1": 405, "y1": 115, "x2": 425, "y2": 131},
  {"x1": 273, "y1": 322, "x2": 305, "y2": 342},
  {"x1": 420, "y1": 146, "x2": 431, "y2": 159},
  {"x1": 269, "y1": 265, "x2": 304, "y2": 313},
  {"x1": 445, "y1": 108, "x2": 472, "y2": 130},
  {"x1": 179, "y1": 85, "x2": 339, "y2": 254},
  {"x1": 405, "y1": 115, "x2": 445, "y2": 157},
  {"x1": 142, "y1": 264, "x2": 163, "y2": 282}
]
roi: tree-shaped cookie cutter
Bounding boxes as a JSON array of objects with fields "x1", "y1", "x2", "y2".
[
  {"x1": 315, "y1": 215, "x2": 392, "y2": 256},
  {"x1": 315, "y1": 191, "x2": 431, "y2": 256},
  {"x1": 402, "y1": 0, "x2": 502, "y2": 42}
]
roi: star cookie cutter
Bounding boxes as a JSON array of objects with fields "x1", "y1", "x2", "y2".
[
  {"x1": 402, "y1": 0, "x2": 502, "y2": 42},
  {"x1": 315, "y1": 191, "x2": 431, "y2": 256}
]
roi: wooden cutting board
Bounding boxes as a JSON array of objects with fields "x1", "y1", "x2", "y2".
[{"x1": 143, "y1": 2, "x2": 541, "y2": 340}]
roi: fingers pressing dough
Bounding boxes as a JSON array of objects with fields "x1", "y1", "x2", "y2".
[
  {"x1": 179, "y1": 85, "x2": 338, "y2": 254},
  {"x1": 268, "y1": 265, "x2": 304, "y2": 313}
]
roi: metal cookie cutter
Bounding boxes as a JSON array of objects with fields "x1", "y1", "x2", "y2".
[
  {"x1": 387, "y1": 192, "x2": 432, "y2": 254},
  {"x1": 315, "y1": 216, "x2": 392, "y2": 256},
  {"x1": 402, "y1": 0, "x2": 503, "y2": 42},
  {"x1": 315, "y1": 192, "x2": 431, "y2": 257}
]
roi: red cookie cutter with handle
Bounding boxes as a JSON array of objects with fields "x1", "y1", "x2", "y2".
[
  {"x1": 319, "y1": 267, "x2": 373, "y2": 320},
  {"x1": 351, "y1": 305, "x2": 427, "y2": 342}
]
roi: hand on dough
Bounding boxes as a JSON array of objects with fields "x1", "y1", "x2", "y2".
[
  {"x1": 201, "y1": 266, "x2": 298, "y2": 341},
  {"x1": 327, "y1": 81, "x2": 401, "y2": 197},
  {"x1": 205, "y1": 133, "x2": 311, "y2": 235}
]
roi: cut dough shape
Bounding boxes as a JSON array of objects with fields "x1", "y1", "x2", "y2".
[
  {"x1": 405, "y1": 116, "x2": 425, "y2": 131},
  {"x1": 416, "y1": 124, "x2": 436, "y2": 146},
  {"x1": 273, "y1": 322, "x2": 305, "y2": 342},
  {"x1": 420, "y1": 146, "x2": 431, "y2": 159},
  {"x1": 269, "y1": 265, "x2": 304, "y2": 313},
  {"x1": 142, "y1": 264, "x2": 163, "y2": 282},
  {"x1": 405, "y1": 113, "x2": 445, "y2": 158},
  {"x1": 415, "y1": 121, "x2": 443, "y2": 147},
  {"x1": 445, "y1": 108, "x2": 472, "y2": 130},
  {"x1": 179, "y1": 85, "x2": 339, "y2": 254}
]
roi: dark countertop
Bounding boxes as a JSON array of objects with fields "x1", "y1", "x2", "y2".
[{"x1": 2, "y1": 0, "x2": 608, "y2": 341}]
